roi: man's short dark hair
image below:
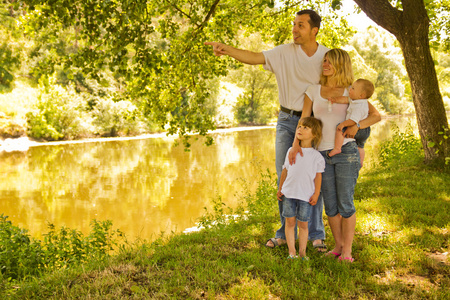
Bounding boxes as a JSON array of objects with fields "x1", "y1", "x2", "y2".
[{"x1": 297, "y1": 9, "x2": 322, "y2": 31}]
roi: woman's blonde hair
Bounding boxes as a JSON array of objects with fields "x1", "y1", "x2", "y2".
[
  {"x1": 298, "y1": 117, "x2": 323, "y2": 149},
  {"x1": 320, "y1": 48, "x2": 354, "y2": 88}
]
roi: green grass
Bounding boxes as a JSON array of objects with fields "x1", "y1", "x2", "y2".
[{"x1": 1, "y1": 131, "x2": 450, "y2": 299}]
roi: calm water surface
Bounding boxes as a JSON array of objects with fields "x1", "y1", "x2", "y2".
[
  {"x1": 0, "y1": 117, "x2": 417, "y2": 241},
  {"x1": 1, "y1": 127, "x2": 277, "y2": 240}
]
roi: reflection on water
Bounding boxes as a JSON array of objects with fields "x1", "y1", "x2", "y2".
[
  {"x1": 0, "y1": 128, "x2": 276, "y2": 240},
  {"x1": 0, "y1": 116, "x2": 420, "y2": 241}
]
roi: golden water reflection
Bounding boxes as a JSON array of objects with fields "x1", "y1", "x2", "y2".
[
  {"x1": 0, "y1": 128, "x2": 276, "y2": 240},
  {"x1": 0, "y1": 116, "x2": 419, "y2": 241}
]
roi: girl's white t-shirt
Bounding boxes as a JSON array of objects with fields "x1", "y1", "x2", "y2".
[
  {"x1": 281, "y1": 147, "x2": 325, "y2": 202},
  {"x1": 305, "y1": 84, "x2": 355, "y2": 151}
]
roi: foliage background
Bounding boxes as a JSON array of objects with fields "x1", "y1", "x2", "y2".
[{"x1": 0, "y1": 0, "x2": 449, "y2": 143}]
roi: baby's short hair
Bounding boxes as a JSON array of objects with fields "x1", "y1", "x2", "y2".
[{"x1": 355, "y1": 78, "x2": 375, "y2": 98}]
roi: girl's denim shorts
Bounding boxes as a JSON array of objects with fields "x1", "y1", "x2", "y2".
[{"x1": 282, "y1": 196, "x2": 312, "y2": 222}]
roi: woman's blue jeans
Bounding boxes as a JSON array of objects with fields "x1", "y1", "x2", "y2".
[
  {"x1": 274, "y1": 111, "x2": 325, "y2": 241},
  {"x1": 320, "y1": 142, "x2": 360, "y2": 218}
]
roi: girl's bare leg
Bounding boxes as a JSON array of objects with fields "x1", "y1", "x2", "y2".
[
  {"x1": 297, "y1": 221, "x2": 309, "y2": 257},
  {"x1": 285, "y1": 217, "x2": 297, "y2": 256}
]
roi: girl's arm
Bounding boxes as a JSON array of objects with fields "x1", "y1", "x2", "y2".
[
  {"x1": 277, "y1": 168, "x2": 288, "y2": 201},
  {"x1": 344, "y1": 101, "x2": 381, "y2": 138},
  {"x1": 288, "y1": 96, "x2": 313, "y2": 164},
  {"x1": 309, "y1": 173, "x2": 322, "y2": 206}
]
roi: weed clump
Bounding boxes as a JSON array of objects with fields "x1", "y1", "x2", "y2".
[{"x1": 0, "y1": 215, "x2": 125, "y2": 280}]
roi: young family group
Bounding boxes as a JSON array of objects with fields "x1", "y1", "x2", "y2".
[{"x1": 205, "y1": 9, "x2": 381, "y2": 262}]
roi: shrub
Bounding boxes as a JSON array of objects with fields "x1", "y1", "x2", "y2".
[
  {"x1": 91, "y1": 97, "x2": 141, "y2": 136},
  {"x1": 26, "y1": 78, "x2": 89, "y2": 140},
  {"x1": 243, "y1": 169, "x2": 278, "y2": 218},
  {"x1": 0, "y1": 39, "x2": 21, "y2": 90},
  {"x1": 0, "y1": 214, "x2": 45, "y2": 280},
  {"x1": 377, "y1": 124, "x2": 423, "y2": 167},
  {"x1": 234, "y1": 92, "x2": 274, "y2": 125},
  {"x1": 197, "y1": 169, "x2": 277, "y2": 229},
  {"x1": 428, "y1": 126, "x2": 450, "y2": 166},
  {"x1": 0, "y1": 215, "x2": 125, "y2": 280}
]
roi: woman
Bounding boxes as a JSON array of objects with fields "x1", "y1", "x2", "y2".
[{"x1": 290, "y1": 49, "x2": 381, "y2": 261}]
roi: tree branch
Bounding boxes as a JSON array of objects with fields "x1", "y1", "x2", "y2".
[
  {"x1": 353, "y1": 0, "x2": 403, "y2": 36},
  {"x1": 197, "y1": 0, "x2": 221, "y2": 31},
  {"x1": 181, "y1": 0, "x2": 221, "y2": 55},
  {"x1": 167, "y1": 0, "x2": 199, "y2": 26}
]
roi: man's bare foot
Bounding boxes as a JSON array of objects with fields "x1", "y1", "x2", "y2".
[
  {"x1": 265, "y1": 238, "x2": 286, "y2": 248},
  {"x1": 312, "y1": 239, "x2": 327, "y2": 253},
  {"x1": 328, "y1": 149, "x2": 341, "y2": 157}
]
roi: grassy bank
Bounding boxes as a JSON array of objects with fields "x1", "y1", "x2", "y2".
[{"x1": 1, "y1": 130, "x2": 449, "y2": 299}]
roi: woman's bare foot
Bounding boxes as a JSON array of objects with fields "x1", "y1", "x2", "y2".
[{"x1": 325, "y1": 246, "x2": 343, "y2": 257}]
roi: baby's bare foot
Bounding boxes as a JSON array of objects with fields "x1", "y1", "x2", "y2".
[{"x1": 329, "y1": 149, "x2": 341, "y2": 157}]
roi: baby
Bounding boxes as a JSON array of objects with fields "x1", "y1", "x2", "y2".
[{"x1": 328, "y1": 78, "x2": 374, "y2": 167}]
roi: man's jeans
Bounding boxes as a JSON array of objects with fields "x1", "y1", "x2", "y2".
[{"x1": 274, "y1": 111, "x2": 325, "y2": 241}]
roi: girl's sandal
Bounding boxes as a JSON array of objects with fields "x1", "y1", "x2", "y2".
[
  {"x1": 300, "y1": 256, "x2": 310, "y2": 261},
  {"x1": 287, "y1": 254, "x2": 298, "y2": 259}
]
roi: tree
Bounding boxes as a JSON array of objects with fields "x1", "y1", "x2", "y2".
[
  {"x1": 351, "y1": 0, "x2": 449, "y2": 163},
  {"x1": 0, "y1": 0, "x2": 23, "y2": 90},
  {"x1": 21, "y1": 0, "x2": 449, "y2": 162},
  {"x1": 20, "y1": 0, "x2": 350, "y2": 147}
]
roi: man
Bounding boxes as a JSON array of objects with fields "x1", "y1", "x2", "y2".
[{"x1": 205, "y1": 10, "x2": 328, "y2": 250}]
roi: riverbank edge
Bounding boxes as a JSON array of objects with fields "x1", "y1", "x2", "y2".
[
  {"x1": 0, "y1": 113, "x2": 417, "y2": 152},
  {"x1": 0, "y1": 125, "x2": 277, "y2": 152}
]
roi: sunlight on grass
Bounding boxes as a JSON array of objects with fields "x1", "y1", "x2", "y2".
[
  {"x1": 358, "y1": 212, "x2": 395, "y2": 235},
  {"x1": 356, "y1": 198, "x2": 399, "y2": 237},
  {"x1": 374, "y1": 273, "x2": 439, "y2": 295},
  {"x1": 223, "y1": 274, "x2": 276, "y2": 300}
]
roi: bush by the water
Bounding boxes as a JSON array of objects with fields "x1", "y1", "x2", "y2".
[
  {"x1": 378, "y1": 124, "x2": 423, "y2": 166},
  {"x1": 0, "y1": 215, "x2": 125, "y2": 280},
  {"x1": 26, "y1": 80, "x2": 89, "y2": 140},
  {"x1": 24, "y1": 77, "x2": 152, "y2": 140}
]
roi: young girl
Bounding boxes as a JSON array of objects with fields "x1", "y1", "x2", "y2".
[{"x1": 277, "y1": 117, "x2": 325, "y2": 260}]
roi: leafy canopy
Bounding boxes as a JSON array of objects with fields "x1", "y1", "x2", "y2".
[{"x1": 20, "y1": 0, "x2": 352, "y2": 145}]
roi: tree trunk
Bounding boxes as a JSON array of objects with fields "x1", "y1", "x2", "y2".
[{"x1": 353, "y1": 0, "x2": 449, "y2": 164}]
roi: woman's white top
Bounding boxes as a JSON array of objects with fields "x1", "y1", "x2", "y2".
[{"x1": 306, "y1": 84, "x2": 355, "y2": 151}]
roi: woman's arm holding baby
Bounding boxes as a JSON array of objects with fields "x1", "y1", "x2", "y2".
[{"x1": 344, "y1": 102, "x2": 381, "y2": 138}]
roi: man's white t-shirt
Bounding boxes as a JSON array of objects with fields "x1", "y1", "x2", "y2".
[
  {"x1": 281, "y1": 147, "x2": 325, "y2": 202},
  {"x1": 263, "y1": 43, "x2": 329, "y2": 112}
]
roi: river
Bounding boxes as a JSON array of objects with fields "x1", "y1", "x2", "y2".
[{"x1": 0, "y1": 117, "x2": 418, "y2": 241}]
